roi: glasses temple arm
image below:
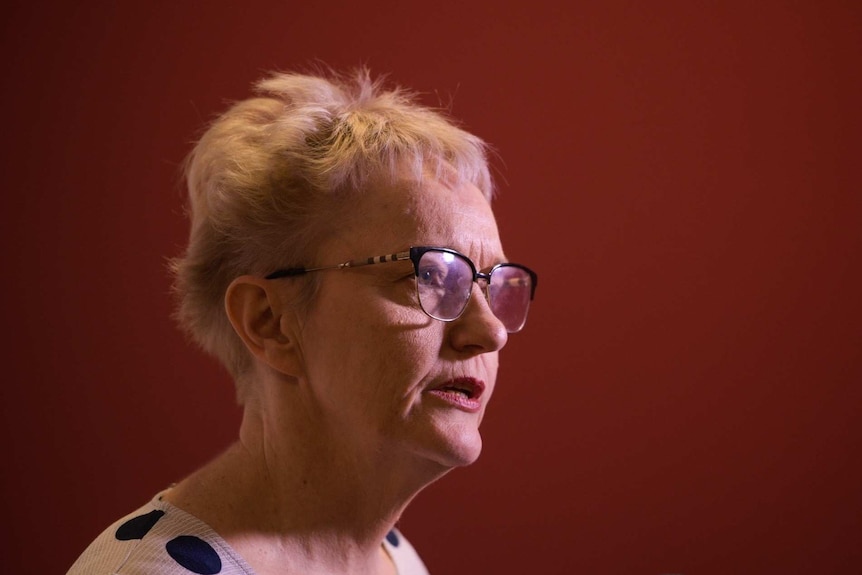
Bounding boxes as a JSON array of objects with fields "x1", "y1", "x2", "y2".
[{"x1": 265, "y1": 251, "x2": 413, "y2": 279}]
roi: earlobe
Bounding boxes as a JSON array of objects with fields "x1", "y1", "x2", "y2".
[{"x1": 225, "y1": 276, "x2": 305, "y2": 377}]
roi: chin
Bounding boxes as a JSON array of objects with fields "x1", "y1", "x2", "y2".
[{"x1": 424, "y1": 426, "x2": 484, "y2": 469}]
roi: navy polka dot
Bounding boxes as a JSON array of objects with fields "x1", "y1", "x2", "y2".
[
  {"x1": 115, "y1": 510, "x2": 165, "y2": 541},
  {"x1": 166, "y1": 535, "x2": 222, "y2": 574},
  {"x1": 385, "y1": 530, "x2": 400, "y2": 547}
]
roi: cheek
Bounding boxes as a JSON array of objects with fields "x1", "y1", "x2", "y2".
[
  {"x1": 304, "y1": 309, "x2": 441, "y2": 393},
  {"x1": 372, "y1": 321, "x2": 441, "y2": 382},
  {"x1": 299, "y1": 279, "x2": 444, "y2": 391}
]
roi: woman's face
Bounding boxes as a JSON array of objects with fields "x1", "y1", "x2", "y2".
[{"x1": 293, "y1": 177, "x2": 509, "y2": 471}]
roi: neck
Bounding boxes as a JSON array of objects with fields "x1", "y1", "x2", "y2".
[{"x1": 164, "y1": 376, "x2": 449, "y2": 574}]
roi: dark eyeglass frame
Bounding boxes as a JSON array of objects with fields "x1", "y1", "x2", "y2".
[{"x1": 265, "y1": 246, "x2": 538, "y2": 332}]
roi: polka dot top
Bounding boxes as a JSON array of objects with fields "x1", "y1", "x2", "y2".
[{"x1": 67, "y1": 491, "x2": 430, "y2": 574}]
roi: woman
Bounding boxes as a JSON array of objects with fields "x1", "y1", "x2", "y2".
[{"x1": 68, "y1": 68, "x2": 537, "y2": 575}]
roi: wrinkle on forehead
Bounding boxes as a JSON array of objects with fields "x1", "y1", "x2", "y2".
[
  {"x1": 403, "y1": 180, "x2": 504, "y2": 263},
  {"x1": 329, "y1": 175, "x2": 504, "y2": 266}
]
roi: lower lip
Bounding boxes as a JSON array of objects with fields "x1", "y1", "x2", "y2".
[{"x1": 426, "y1": 389, "x2": 482, "y2": 412}]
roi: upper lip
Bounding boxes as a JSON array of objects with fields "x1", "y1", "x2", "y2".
[{"x1": 428, "y1": 377, "x2": 486, "y2": 400}]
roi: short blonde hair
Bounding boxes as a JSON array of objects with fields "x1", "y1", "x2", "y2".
[{"x1": 170, "y1": 68, "x2": 494, "y2": 398}]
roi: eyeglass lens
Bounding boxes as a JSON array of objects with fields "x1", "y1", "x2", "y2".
[{"x1": 416, "y1": 250, "x2": 534, "y2": 332}]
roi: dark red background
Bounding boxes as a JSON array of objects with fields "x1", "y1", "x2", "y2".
[{"x1": 2, "y1": 2, "x2": 860, "y2": 573}]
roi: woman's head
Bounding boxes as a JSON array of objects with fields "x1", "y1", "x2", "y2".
[
  {"x1": 279, "y1": 176, "x2": 512, "y2": 468},
  {"x1": 171, "y1": 69, "x2": 494, "y2": 396}
]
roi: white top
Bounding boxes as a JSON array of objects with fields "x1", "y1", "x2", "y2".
[{"x1": 67, "y1": 491, "x2": 430, "y2": 575}]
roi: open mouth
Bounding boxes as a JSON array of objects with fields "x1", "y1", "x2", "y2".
[
  {"x1": 427, "y1": 377, "x2": 485, "y2": 408},
  {"x1": 438, "y1": 378, "x2": 484, "y2": 399}
]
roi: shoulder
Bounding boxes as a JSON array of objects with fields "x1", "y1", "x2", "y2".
[
  {"x1": 66, "y1": 494, "x2": 251, "y2": 575},
  {"x1": 383, "y1": 527, "x2": 431, "y2": 575},
  {"x1": 68, "y1": 496, "x2": 430, "y2": 575}
]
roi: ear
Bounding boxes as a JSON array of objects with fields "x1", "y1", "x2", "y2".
[{"x1": 224, "y1": 275, "x2": 305, "y2": 378}]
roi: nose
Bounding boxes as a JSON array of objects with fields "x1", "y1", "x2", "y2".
[{"x1": 448, "y1": 282, "x2": 508, "y2": 354}]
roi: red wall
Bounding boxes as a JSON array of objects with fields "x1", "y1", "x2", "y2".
[{"x1": 3, "y1": 2, "x2": 860, "y2": 573}]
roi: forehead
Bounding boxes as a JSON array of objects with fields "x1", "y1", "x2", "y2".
[{"x1": 331, "y1": 177, "x2": 503, "y2": 262}]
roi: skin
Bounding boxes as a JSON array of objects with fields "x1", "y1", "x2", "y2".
[{"x1": 164, "y1": 177, "x2": 509, "y2": 575}]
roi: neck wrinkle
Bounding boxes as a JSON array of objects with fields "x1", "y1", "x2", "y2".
[{"x1": 185, "y1": 375, "x2": 446, "y2": 574}]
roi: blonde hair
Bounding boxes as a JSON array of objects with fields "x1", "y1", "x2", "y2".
[{"x1": 170, "y1": 68, "x2": 494, "y2": 399}]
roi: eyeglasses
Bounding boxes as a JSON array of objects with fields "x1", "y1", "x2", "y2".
[{"x1": 265, "y1": 246, "x2": 537, "y2": 333}]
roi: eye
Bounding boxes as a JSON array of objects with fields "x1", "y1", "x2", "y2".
[{"x1": 417, "y1": 264, "x2": 448, "y2": 288}]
